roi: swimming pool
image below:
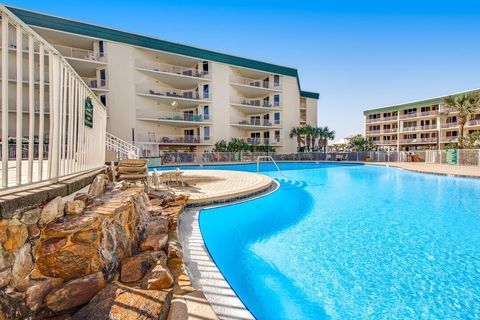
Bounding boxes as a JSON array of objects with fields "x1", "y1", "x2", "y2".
[{"x1": 188, "y1": 163, "x2": 480, "y2": 319}]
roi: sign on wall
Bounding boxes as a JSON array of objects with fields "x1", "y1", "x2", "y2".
[{"x1": 84, "y1": 97, "x2": 94, "y2": 128}]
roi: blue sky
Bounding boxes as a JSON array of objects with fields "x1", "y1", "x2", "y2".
[{"x1": 5, "y1": 0, "x2": 480, "y2": 140}]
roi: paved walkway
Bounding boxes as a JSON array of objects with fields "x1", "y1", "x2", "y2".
[
  {"x1": 151, "y1": 170, "x2": 273, "y2": 204},
  {"x1": 373, "y1": 162, "x2": 480, "y2": 178}
]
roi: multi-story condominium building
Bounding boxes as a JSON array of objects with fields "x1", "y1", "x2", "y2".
[
  {"x1": 3, "y1": 6, "x2": 319, "y2": 157},
  {"x1": 364, "y1": 88, "x2": 480, "y2": 151}
]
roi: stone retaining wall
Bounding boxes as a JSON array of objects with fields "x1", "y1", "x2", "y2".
[{"x1": 0, "y1": 175, "x2": 194, "y2": 320}]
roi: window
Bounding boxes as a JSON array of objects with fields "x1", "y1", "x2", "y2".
[
  {"x1": 274, "y1": 75, "x2": 280, "y2": 87},
  {"x1": 263, "y1": 97, "x2": 270, "y2": 107},
  {"x1": 274, "y1": 112, "x2": 280, "y2": 125},
  {"x1": 274, "y1": 95, "x2": 280, "y2": 107},
  {"x1": 203, "y1": 85, "x2": 209, "y2": 99},
  {"x1": 100, "y1": 95, "x2": 106, "y2": 107},
  {"x1": 203, "y1": 106, "x2": 209, "y2": 120},
  {"x1": 275, "y1": 130, "x2": 280, "y2": 142},
  {"x1": 99, "y1": 41, "x2": 105, "y2": 57},
  {"x1": 204, "y1": 127, "x2": 210, "y2": 140},
  {"x1": 202, "y1": 61, "x2": 209, "y2": 75},
  {"x1": 99, "y1": 69, "x2": 107, "y2": 87}
]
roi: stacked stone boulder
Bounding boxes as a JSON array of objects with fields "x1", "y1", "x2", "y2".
[{"x1": 0, "y1": 172, "x2": 193, "y2": 320}]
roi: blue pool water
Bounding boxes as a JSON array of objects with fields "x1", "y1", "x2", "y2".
[{"x1": 179, "y1": 163, "x2": 480, "y2": 319}]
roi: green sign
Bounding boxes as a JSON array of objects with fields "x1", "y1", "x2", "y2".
[
  {"x1": 446, "y1": 149, "x2": 457, "y2": 165},
  {"x1": 84, "y1": 97, "x2": 93, "y2": 128}
]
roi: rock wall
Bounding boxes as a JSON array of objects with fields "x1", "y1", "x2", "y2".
[{"x1": 0, "y1": 175, "x2": 191, "y2": 320}]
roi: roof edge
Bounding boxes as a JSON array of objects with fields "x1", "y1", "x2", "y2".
[
  {"x1": 363, "y1": 87, "x2": 480, "y2": 115},
  {"x1": 300, "y1": 91, "x2": 319, "y2": 99}
]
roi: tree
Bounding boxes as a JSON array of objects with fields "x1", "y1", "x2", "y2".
[
  {"x1": 346, "y1": 134, "x2": 376, "y2": 151},
  {"x1": 461, "y1": 131, "x2": 480, "y2": 149},
  {"x1": 442, "y1": 92, "x2": 480, "y2": 149},
  {"x1": 304, "y1": 125, "x2": 315, "y2": 152},
  {"x1": 317, "y1": 127, "x2": 336, "y2": 152},
  {"x1": 289, "y1": 127, "x2": 305, "y2": 152}
]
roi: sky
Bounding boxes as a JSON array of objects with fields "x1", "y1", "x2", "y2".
[{"x1": 5, "y1": 0, "x2": 480, "y2": 140}]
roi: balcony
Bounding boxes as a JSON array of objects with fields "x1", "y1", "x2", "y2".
[
  {"x1": 466, "y1": 119, "x2": 480, "y2": 127},
  {"x1": 136, "y1": 110, "x2": 211, "y2": 127},
  {"x1": 136, "y1": 85, "x2": 210, "y2": 108},
  {"x1": 382, "y1": 128, "x2": 398, "y2": 133},
  {"x1": 136, "y1": 134, "x2": 212, "y2": 145},
  {"x1": 230, "y1": 97, "x2": 281, "y2": 113},
  {"x1": 239, "y1": 137, "x2": 282, "y2": 146},
  {"x1": 366, "y1": 115, "x2": 398, "y2": 123},
  {"x1": 53, "y1": 44, "x2": 106, "y2": 75},
  {"x1": 375, "y1": 140, "x2": 397, "y2": 145},
  {"x1": 441, "y1": 136, "x2": 458, "y2": 143},
  {"x1": 441, "y1": 122, "x2": 458, "y2": 129},
  {"x1": 136, "y1": 60, "x2": 210, "y2": 89},
  {"x1": 230, "y1": 75, "x2": 281, "y2": 97},
  {"x1": 230, "y1": 118, "x2": 281, "y2": 129},
  {"x1": 419, "y1": 124, "x2": 437, "y2": 131},
  {"x1": 366, "y1": 130, "x2": 381, "y2": 135},
  {"x1": 82, "y1": 77, "x2": 108, "y2": 92}
]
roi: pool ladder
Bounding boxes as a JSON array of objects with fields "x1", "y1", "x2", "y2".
[{"x1": 256, "y1": 156, "x2": 284, "y2": 176}]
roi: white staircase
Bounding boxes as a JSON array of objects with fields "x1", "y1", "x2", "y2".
[{"x1": 106, "y1": 132, "x2": 139, "y2": 160}]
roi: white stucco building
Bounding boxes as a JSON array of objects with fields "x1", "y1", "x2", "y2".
[{"x1": 5, "y1": 6, "x2": 319, "y2": 156}]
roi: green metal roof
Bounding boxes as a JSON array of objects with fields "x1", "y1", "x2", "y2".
[
  {"x1": 7, "y1": 6, "x2": 319, "y2": 99},
  {"x1": 300, "y1": 91, "x2": 320, "y2": 99},
  {"x1": 363, "y1": 88, "x2": 480, "y2": 115}
]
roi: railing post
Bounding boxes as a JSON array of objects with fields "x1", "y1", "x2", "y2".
[
  {"x1": 1, "y1": 13, "x2": 9, "y2": 188},
  {"x1": 50, "y1": 54, "x2": 62, "y2": 182}
]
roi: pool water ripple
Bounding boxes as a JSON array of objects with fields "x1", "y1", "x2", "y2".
[{"x1": 197, "y1": 163, "x2": 480, "y2": 319}]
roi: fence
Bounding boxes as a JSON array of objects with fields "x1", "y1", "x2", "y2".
[
  {"x1": 142, "y1": 150, "x2": 480, "y2": 167},
  {"x1": 0, "y1": 6, "x2": 107, "y2": 192}
]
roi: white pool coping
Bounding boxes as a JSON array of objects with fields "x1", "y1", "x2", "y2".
[{"x1": 178, "y1": 181, "x2": 279, "y2": 320}]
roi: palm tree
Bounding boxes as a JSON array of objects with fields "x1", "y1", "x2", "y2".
[
  {"x1": 443, "y1": 92, "x2": 480, "y2": 148},
  {"x1": 304, "y1": 125, "x2": 315, "y2": 152},
  {"x1": 317, "y1": 127, "x2": 336, "y2": 152},
  {"x1": 289, "y1": 127, "x2": 304, "y2": 152}
]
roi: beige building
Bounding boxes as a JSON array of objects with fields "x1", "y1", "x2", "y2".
[
  {"x1": 364, "y1": 88, "x2": 480, "y2": 151},
  {"x1": 6, "y1": 6, "x2": 318, "y2": 157}
]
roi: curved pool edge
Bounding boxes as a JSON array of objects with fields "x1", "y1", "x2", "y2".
[{"x1": 178, "y1": 180, "x2": 280, "y2": 320}]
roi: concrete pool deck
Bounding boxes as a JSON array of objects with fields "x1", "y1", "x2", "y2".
[
  {"x1": 372, "y1": 162, "x2": 480, "y2": 178},
  {"x1": 150, "y1": 169, "x2": 274, "y2": 205}
]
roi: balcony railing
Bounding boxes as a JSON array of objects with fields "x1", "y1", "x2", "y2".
[
  {"x1": 234, "y1": 118, "x2": 280, "y2": 127},
  {"x1": 441, "y1": 122, "x2": 458, "y2": 129},
  {"x1": 136, "y1": 110, "x2": 210, "y2": 123},
  {"x1": 136, "y1": 134, "x2": 210, "y2": 145},
  {"x1": 366, "y1": 130, "x2": 381, "y2": 135},
  {"x1": 136, "y1": 60, "x2": 209, "y2": 79},
  {"x1": 53, "y1": 44, "x2": 105, "y2": 62},
  {"x1": 137, "y1": 85, "x2": 210, "y2": 101},
  {"x1": 419, "y1": 124, "x2": 437, "y2": 131},
  {"x1": 231, "y1": 97, "x2": 281, "y2": 109},
  {"x1": 239, "y1": 137, "x2": 282, "y2": 145},
  {"x1": 467, "y1": 119, "x2": 480, "y2": 126},
  {"x1": 399, "y1": 112, "x2": 418, "y2": 119},
  {"x1": 382, "y1": 128, "x2": 398, "y2": 133},
  {"x1": 375, "y1": 140, "x2": 397, "y2": 145},
  {"x1": 230, "y1": 75, "x2": 280, "y2": 90},
  {"x1": 441, "y1": 136, "x2": 458, "y2": 143},
  {"x1": 366, "y1": 115, "x2": 398, "y2": 123},
  {"x1": 82, "y1": 77, "x2": 107, "y2": 90}
]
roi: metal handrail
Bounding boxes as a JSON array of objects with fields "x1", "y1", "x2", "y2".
[{"x1": 256, "y1": 155, "x2": 284, "y2": 176}]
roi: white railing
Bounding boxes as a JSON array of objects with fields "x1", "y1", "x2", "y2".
[
  {"x1": 136, "y1": 134, "x2": 211, "y2": 145},
  {"x1": 366, "y1": 115, "x2": 398, "y2": 123},
  {"x1": 425, "y1": 149, "x2": 480, "y2": 166},
  {"x1": 0, "y1": 6, "x2": 107, "y2": 192},
  {"x1": 53, "y1": 44, "x2": 105, "y2": 62},
  {"x1": 239, "y1": 137, "x2": 282, "y2": 145},
  {"x1": 82, "y1": 77, "x2": 108, "y2": 90},
  {"x1": 466, "y1": 119, "x2": 480, "y2": 126},
  {"x1": 136, "y1": 84, "x2": 211, "y2": 100},
  {"x1": 105, "y1": 132, "x2": 138, "y2": 160},
  {"x1": 136, "y1": 59, "x2": 210, "y2": 79},
  {"x1": 231, "y1": 97, "x2": 281, "y2": 109},
  {"x1": 441, "y1": 136, "x2": 458, "y2": 143},
  {"x1": 230, "y1": 75, "x2": 280, "y2": 90},
  {"x1": 376, "y1": 140, "x2": 397, "y2": 145},
  {"x1": 232, "y1": 118, "x2": 281, "y2": 127},
  {"x1": 136, "y1": 109, "x2": 210, "y2": 122},
  {"x1": 366, "y1": 130, "x2": 381, "y2": 134},
  {"x1": 441, "y1": 122, "x2": 458, "y2": 129},
  {"x1": 382, "y1": 128, "x2": 398, "y2": 133}
]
